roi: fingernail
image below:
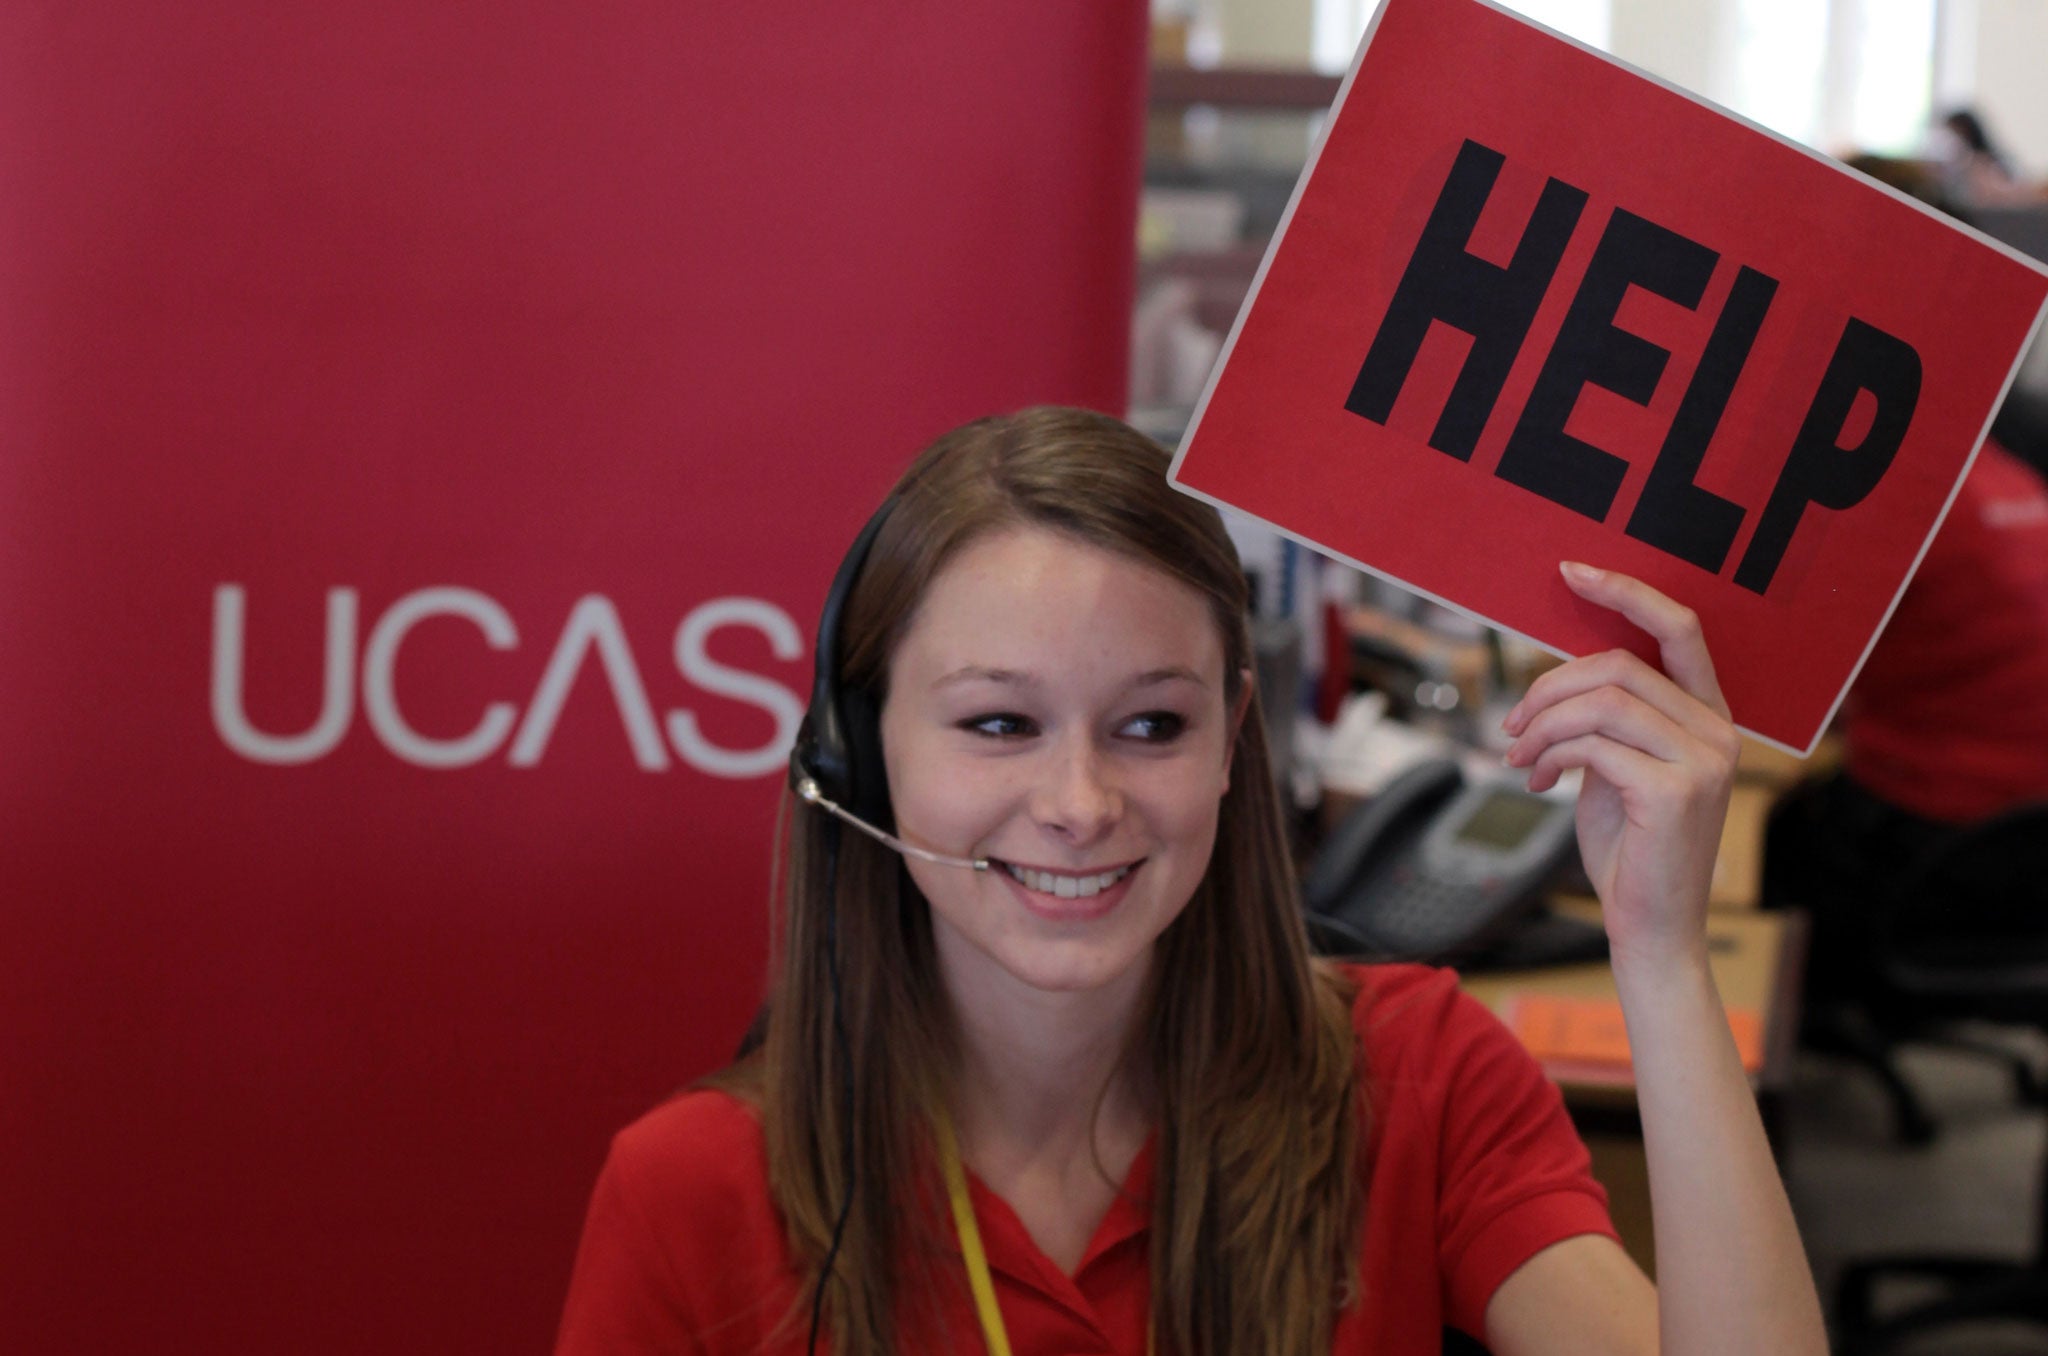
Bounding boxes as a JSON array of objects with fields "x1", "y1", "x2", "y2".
[
  {"x1": 1502, "y1": 701, "x2": 1524, "y2": 732},
  {"x1": 1561, "y1": 561, "x2": 1602, "y2": 584}
]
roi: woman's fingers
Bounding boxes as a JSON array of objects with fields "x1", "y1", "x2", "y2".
[
  {"x1": 1519, "y1": 728, "x2": 1671, "y2": 797},
  {"x1": 1497, "y1": 566, "x2": 1737, "y2": 962},
  {"x1": 1505, "y1": 646, "x2": 1727, "y2": 751},
  {"x1": 1504, "y1": 681, "x2": 1698, "y2": 775},
  {"x1": 1502, "y1": 564, "x2": 1741, "y2": 809},
  {"x1": 1557, "y1": 561, "x2": 1730, "y2": 718}
]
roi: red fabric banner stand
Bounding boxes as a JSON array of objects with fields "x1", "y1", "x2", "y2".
[{"x1": 0, "y1": 7, "x2": 1144, "y2": 1351}]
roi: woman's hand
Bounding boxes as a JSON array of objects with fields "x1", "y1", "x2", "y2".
[{"x1": 1498, "y1": 562, "x2": 1739, "y2": 968}]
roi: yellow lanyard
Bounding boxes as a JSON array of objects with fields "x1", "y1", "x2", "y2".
[{"x1": 933, "y1": 1110, "x2": 1154, "y2": 1356}]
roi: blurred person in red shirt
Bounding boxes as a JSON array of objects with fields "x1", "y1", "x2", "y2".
[{"x1": 1765, "y1": 438, "x2": 2048, "y2": 997}]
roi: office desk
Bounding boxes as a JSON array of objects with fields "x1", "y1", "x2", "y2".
[
  {"x1": 1463, "y1": 898, "x2": 1806, "y2": 1098},
  {"x1": 1459, "y1": 899, "x2": 1808, "y2": 1276},
  {"x1": 1736, "y1": 733, "x2": 1818, "y2": 789},
  {"x1": 1711, "y1": 783, "x2": 1775, "y2": 910}
]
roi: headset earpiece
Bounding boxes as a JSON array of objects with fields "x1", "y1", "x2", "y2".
[
  {"x1": 790, "y1": 498, "x2": 897, "y2": 828},
  {"x1": 838, "y1": 684, "x2": 889, "y2": 828}
]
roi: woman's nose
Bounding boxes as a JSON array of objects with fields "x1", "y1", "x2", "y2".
[{"x1": 1030, "y1": 736, "x2": 1122, "y2": 841}]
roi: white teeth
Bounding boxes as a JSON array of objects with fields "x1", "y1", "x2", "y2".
[{"x1": 999, "y1": 862, "x2": 1135, "y2": 898}]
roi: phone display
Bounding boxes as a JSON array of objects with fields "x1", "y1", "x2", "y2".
[{"x1": 1451, "y1": 790, "x2": 1552, "y2": 850}]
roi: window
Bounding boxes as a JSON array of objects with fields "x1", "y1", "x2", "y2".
[
  {"x1": 1314, "y1": 0, "x2": 1610, "y2": 73},
  {"x1": 1726, "y1": 0, "x2": 1935, "y2": 151},
  {"x1": 1847, "y1": 0, "x2": 1937, "y2": 153},
  {"x1": 1728, "y1": 0, "x2": 1831, "y2": 142}
]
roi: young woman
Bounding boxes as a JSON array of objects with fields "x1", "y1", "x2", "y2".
[{"x1": 555, "y1": 406, "x2": 1826, "y2": 1355}]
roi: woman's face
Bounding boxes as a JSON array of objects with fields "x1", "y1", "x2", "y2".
[{"x1": 879, "y1": 524, "x2": 1240, "y2": 1004}]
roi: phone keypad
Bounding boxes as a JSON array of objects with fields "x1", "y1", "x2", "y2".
[{"x1": 1363, "y1": 867, "x2": 1498, "y2": 957}]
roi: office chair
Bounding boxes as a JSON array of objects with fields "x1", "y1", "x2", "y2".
[
  {"x1": 1802, "y1": 980, "x2": 2044, "y2": 1149},
  {"x1": 1828, "y1": 798, "x2": 2048, "y2": 1354},
  {"x1": 1776, "y1": 773, "x2": 2046, "y2": 1148}
]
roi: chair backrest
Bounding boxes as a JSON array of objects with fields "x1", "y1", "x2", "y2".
[{"x1": 1875, "y1": 800, "x2": 2048, "y2": 1006}]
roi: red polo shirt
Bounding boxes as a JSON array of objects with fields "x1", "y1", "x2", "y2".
[
  {"x1": 1845, "y1": 440, "x2": 2048, "y2": 822},
  {"x1": 555, "y1": 965, "x2": 1615, "y2": 1353}
]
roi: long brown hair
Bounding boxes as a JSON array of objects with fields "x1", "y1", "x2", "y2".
[{"x1": 719, "y1": 407, "x2": 1364, "y2": 1353}]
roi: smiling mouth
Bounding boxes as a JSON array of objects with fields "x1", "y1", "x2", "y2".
[{"x1": 996, "y1": 861, "x2": 1140, "y2": 899}]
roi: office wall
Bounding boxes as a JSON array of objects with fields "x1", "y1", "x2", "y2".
[
  {"x1": 1607, "y1": 0, "x2": 1733, "y2": 99},
  {"x1": 1223, "y1": 0, "x2": 1318, "y2": 61},
  {"x1": 1972, "y1": 0, "x2": 2048, "y2": 172},
  {"x1": 0, "y1": 5, "x2": 1146, "y2": 1352}
]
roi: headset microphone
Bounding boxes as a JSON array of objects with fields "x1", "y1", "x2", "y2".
[{"x1": 792, "y1": 776, "x2": 990, "y2": 871}]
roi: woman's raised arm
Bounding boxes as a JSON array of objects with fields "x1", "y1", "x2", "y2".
[{"x1": 1482, "y1": 560, "x2": 1827, "y2": 1356}]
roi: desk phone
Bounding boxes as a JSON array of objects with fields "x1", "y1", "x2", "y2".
[{"x1": 1303, "y1": 757, "x2": 1600, "y2": 968}]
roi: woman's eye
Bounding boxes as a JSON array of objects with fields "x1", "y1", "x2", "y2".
[
  {"x1": 1119, "y1": 711, "x2": 1187, "y2": 742},
  {"x1": 961, "y1": 713, "x2": 1037, "y2": 739}
]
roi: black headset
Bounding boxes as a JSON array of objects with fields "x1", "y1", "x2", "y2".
[{"x1": 788, "y1": 497, "x2": 897, "y2": 831}]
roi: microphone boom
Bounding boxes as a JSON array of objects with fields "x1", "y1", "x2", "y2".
[{"x1": 794, "y1": 778, "x2": 990, "y2": 872}]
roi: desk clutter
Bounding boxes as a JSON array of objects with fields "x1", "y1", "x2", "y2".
[
  {"x1": 1298, "y1": 596, "x2": 1787, "y2": 982},
  {"x1": 1508, "y1": 992, "x2": 1766, "y2": 1081},
  {"x1": 1292, "y1": 595, "x2": 1797, "y2": 1060}
]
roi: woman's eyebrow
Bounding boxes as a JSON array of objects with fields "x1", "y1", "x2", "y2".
[
  {"x1": 931, "y1": 665, "x2": 1033, "y2": 690},
  {"x1": 929, "y1": 665, "x2": 1208, "y2": 691},
  {"x1": 1130, "y1": 666, "x2": 1206, "y2": 690}
]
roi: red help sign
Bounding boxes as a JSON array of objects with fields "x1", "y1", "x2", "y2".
[{"x1": 1171, "y1": 0, "x2": 2048, "y2": 753}]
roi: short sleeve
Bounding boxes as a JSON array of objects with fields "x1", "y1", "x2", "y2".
[
  {"x1": 554, "y1": 1141, "x2": 703, "y2": 1356},
  {"x1": 553, "y1": 1092, "x2": 803, "y2": 1356},
  {"x1": 1429, "y1": 984, "x2": 1618, "y2": 1335},
  {"x1": 1349, "y1": 964, "x2": 1620, "y2": 1344}
]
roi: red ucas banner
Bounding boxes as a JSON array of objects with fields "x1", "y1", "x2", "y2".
[
  {"x1": 0, "y1": 6, "x2": 1144, "y2": 1351},
  {"x1": 1172, "y1": 0, "x2": 2048, "y2": 753}
]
